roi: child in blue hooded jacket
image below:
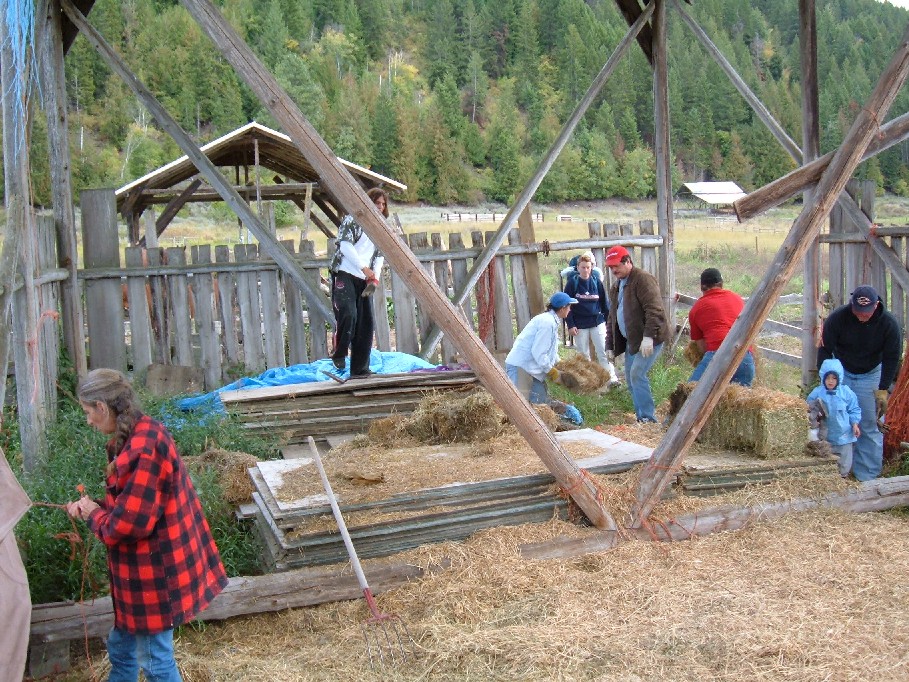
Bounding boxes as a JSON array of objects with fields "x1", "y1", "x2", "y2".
[{"x1": 806, "y1": 358, "x2": 862, "y2": 477}]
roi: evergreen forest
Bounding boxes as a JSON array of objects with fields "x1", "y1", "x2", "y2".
[{"x1": 27, "y1": 0, "x2": 909, "y2": 206}]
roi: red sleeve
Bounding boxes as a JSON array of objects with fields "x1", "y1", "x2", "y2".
[{"x1": 87, "y1": 431, "x2": 170, "y2": 547}]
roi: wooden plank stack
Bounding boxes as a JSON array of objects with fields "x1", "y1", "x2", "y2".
[
  {"x1": 221, "y1": 370, "x2": 479, "y2": 443},
  {"x1": 246, "y1": 430, "x2": 654, "y2": 571},
  {"x1": 677, "y1": 457, "x2": 839, "y2": 496}
]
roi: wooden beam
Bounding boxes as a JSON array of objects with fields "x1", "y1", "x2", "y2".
[
  {"x1": 60, "y1": 0, "x2": 334, "y2": 325},
  {"x1": 631, "y1": 25, "x2": 909, "y2": 528},
  {"x1": 674, "y1": 0, "x2": 802, "y2": 163},
  {"x1": 30, "y1": 559, "x2": 447, "y2": 644},
  {"x1": 2, "y1": 9, "x2": 48, "y2": 471},
  {"x1": 38, "y1": 0, "x2": 86, "y2": 376},
  {"x1": 135, "y1": 178, "x2": 202, "y2": 246},
  {"x1": 652, "y1": 0, "x2": 675, "y2": 321},
  {"x1": 419, "y1": 3, "x2": 655, "y2": 358},
  {"x1": 522, "y1": 476, "x2": 909, "y2": 560},
  {"x1": 128, "y1": 181, "x2": 325, "y2": 205},
  {"x1": 179, "y1": 0, "x2": 618, "y2": 532},
  {"x1": 800, "y1": 0, "x2": 821, "y2": 390},
  {"x1": 734, "y1": 111, "x2": 909, "y2": 221},
  {"x1": 312, "y1": 195, "x2": 341, "y2": 227}
]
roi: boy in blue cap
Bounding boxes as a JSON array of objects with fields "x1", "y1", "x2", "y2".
[{"x1": 505, "y1": 292, "x2": 579, "y2": 404}]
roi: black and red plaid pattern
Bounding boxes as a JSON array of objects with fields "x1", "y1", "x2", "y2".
[{"x1": 87, "y1": 415, "x2": 227, "y2": 634}]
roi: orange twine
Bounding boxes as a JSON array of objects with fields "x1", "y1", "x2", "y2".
[{"x1": 32, "y1": 494, "x2": 99, "y2": 679}]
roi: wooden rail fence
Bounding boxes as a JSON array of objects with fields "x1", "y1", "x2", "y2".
[{"x1": 79, "y1": 208, "x2": 665, "y2": 389}]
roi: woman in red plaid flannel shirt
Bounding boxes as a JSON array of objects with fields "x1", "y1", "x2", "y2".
[{"x1": 67, "y1": 369, "x2": 227, "y2": 681}]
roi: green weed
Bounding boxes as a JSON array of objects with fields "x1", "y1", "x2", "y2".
[{"x1": 10, "y1": 392, "x2": 277, "y2": 604}]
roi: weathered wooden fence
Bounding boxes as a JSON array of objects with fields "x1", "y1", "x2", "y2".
[
  {"x1": 821, "y1": 179, "x2": 909, "y2": 332},
  {"x1": 78, "y1": 213, "x2": 664, "y2": 390}
]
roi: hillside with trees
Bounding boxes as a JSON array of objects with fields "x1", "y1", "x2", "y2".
[{"x1": 23, "y1": 0, "x2": 909, "y2": 206}]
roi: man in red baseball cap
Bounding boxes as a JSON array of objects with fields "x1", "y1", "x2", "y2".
[{"x1": 604, "y1": 246, "x2": 671, "y2": 423}]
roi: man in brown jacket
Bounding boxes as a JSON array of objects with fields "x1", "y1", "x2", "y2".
[{"x1": 605, "y1": 245, "x2": 671, "y2": 423}]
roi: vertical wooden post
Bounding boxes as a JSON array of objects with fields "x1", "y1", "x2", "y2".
[
  {"x1": 448, "y1": 232, "x2": 474, "y2": 324},
  {"x1": 144, "y1": 208, "x2": 158, "y2": 248},
  {"x1": 828, "y1": 204, "x2": 845, "y2": 306},
  {"x1": 12, "y1": 206, "x2": 49, "y2": 466},
  {"x1": 431, "y1": 233, "x2": 456, "y2": 363},
  {"x1": 215, "y1": 245, "x2": 240, "y2": 367},
  {"x1": 81, "y1": 189, "x2": 127, "y2": 372},
  {"x1": 124, "y1": 246, "x2": 154, "y2": 376},
  {"x1": 166, "y1": 246, "x2": 193, "y2": 366},
  {"x1": 652, "y1": 0, "x2": 676, "y2": 322},
  {"x1": 258, "y1": 250, "x2": 285, "y2": 369},
  {"x1": 146, "y1": 247, "x2": 170, "y2": 365},
  {"x1": 299, "y1": 240, "x2": 329, "y2": 360},
  {"x1": 39, "y1": 0, "x2": 86, "y2": 376},
  {"x1": 517, "y1": 206, "x2": 544, "y2": 316},
  {"x1": 863, "y1": 181, "x2": 885, "y2": 299},
  {"x1": 36, "y1": 215, "x2": 60, "y2": 424},
  {"x1": 800, "y1": 0, "x2": 821, "y2": 388},
  {"x1": 191, "y1": 244, "x2": 222, "y2": 389},
  {"x1": 508, "y1": 229, "x2": 532, "y2": 331},
  {"x1": 281, "y1": 240, "x2": 309, "y2": 366}
]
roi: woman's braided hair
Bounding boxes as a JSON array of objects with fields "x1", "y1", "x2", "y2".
[{"x1": 77, "y1": 369, "x2": 143, "y2": 469}]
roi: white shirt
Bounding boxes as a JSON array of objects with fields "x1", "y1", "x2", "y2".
[
  {"x1": 505, "y1": 310, "x2": 560, "y2": 381},
  {"x1": 334, "y1": 215, "x2": 385, "y2": 280}
]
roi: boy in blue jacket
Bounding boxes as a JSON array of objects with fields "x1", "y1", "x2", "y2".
[
  {"x1": 806, "y1": 358, "x2": 862, "y2": 477},
  {"x1": 563, "y1": 253, "x2": 620, "y2": 386}
]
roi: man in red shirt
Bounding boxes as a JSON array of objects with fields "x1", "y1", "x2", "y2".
[{"x1": 688, "y1": 268, "x2": 754, "y2": 386}]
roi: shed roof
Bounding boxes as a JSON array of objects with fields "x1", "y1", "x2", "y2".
[
  {"x1": 115, "y1": 121, "x2": 406, "y2": 210},
  {"x1": 680, "y1": 181, "x2": 747, "y2": 205}
]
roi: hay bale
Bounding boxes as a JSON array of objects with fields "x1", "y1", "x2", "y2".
[
  {"x1": 366, "y1": 414, "x2": 411, "y2": 447},
  {"x1": 555, "y1": 354, "x2": 609, "y2": 393},
  {"x1": 683, "y1": 340, "x2": 705, "y2": 367},
  {"x1": 668, "y1": 383, "x2": 807, "y2": 458},
  {"x1": 405, "y1": 389, "x2": 507, "y2": 444},
  {"x1": 189, "y1": 449, "x2": 259, "y2": 504}
]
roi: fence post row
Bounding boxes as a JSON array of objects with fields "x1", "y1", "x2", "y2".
[{"x1": 75, "y1": 209, "x2": 742, "y2": 389}]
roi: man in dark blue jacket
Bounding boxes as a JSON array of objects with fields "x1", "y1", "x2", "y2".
[{"x1": 817, "y1": 285, "x2": 902, "y2": 480}]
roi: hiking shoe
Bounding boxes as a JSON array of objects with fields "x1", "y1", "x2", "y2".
[
  {"x1": 332, "y1": 358, "x2": 346, "y2": 371},
  {"x1": 637, "y1": 417, "x2": 657, "y2": 424},
  {"x1": 350, "y1": 369, "x2": 374, "y2": 379}
]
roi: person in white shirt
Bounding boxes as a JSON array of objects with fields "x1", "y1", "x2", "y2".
[
  {"x1": 329, "y1": 188, "x2": 387, "y2": 378},
  {"x1": 505, "y1": 291, "x2": 578, "y2": 404}
]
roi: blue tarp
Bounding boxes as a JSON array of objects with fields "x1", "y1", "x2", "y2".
[{"x1": 177, "y1": 350, "x2": 436, "y2": 412}]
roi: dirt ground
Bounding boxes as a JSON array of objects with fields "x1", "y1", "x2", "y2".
[{"x1": 64, "y1": 508, "x2": 909, "y2": 682}]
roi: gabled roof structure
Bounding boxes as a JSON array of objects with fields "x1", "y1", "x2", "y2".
[{"x1": 115, "y1": 121, "x2": 406, "y2": 241}]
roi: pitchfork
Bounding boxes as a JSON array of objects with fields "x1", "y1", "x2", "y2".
[{"x1": 306, "y1": 436, "x2": 416, "y2": 667}]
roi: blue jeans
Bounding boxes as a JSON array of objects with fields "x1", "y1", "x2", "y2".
[
  {"x1": 689, "y1": 350, "x2": 755, "y2": 387},
  {"x1": 842, "y1": 365, "x2": 883, "y2": 481},
  {"x1": 505, "y1": 363, "x2": 549, "y2": 404},
  {"x1": 624, "y1": 343, "x2": 663, "y2": 421},
  {"x1": 107, "y1": 627, "x2": 182, "y2": 682}
]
